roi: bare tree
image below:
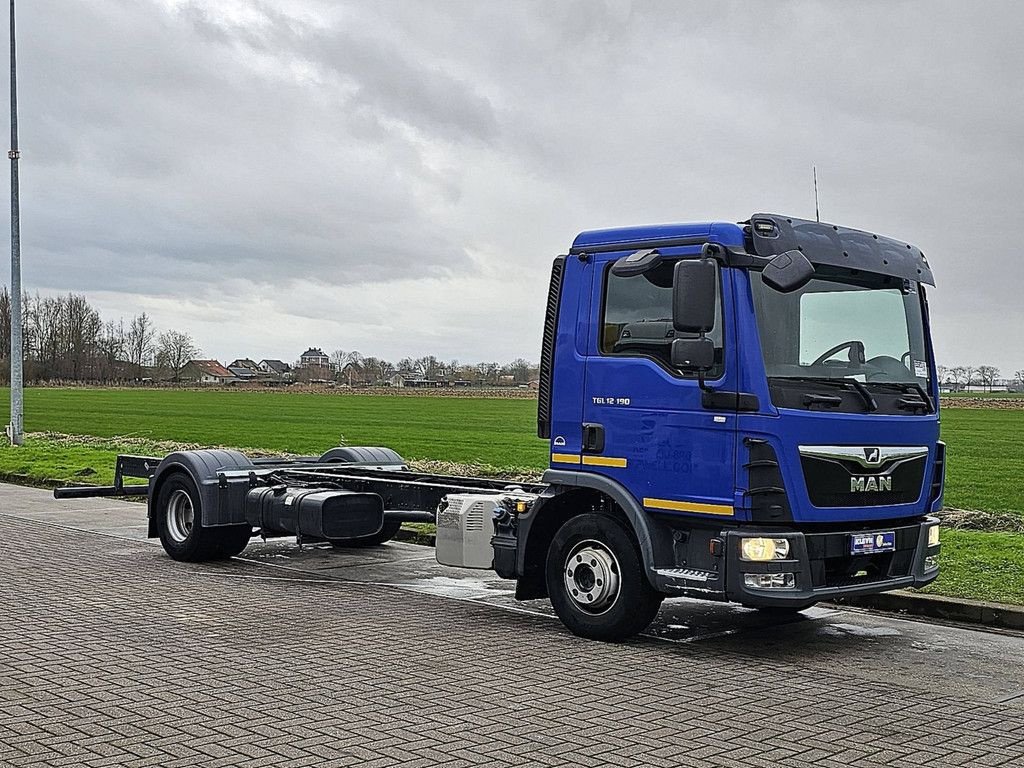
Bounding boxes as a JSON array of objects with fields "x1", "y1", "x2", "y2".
[
  {"x1": 96, "y1": 320, "x2": 126, "y2": 382},
  {"x1": 935, "y1": 365, "x2": 949, "y2": 388},
  {"x1": 977, "y1": 365, "x2": 999, "y2": 392},
  {"x1": 330, "y1": 349, "x2": 362, "y2": 373},
  {"x1": 415, "y1": 355, "x2": 440, "y2": 379},
  {"x1": 1015, "y1": 370, "x2": 1024, "y2": 392},
  {"x1": 949, "y1": 366, "x2": 967, "y2": 391},
  {"x1": 963, "y1": 365, "x2": 977, "y2": 390},
  {"x1": 476, "y1": 361, "x2": 499, "y2": 385},
  {"x1": 156, "y1": 330, "x2": 200, "y2": 383},
  {"x1": 508, "y1": 357, "x2": 532, "y2": 384},
  {"x1": 126, "y1": 313, "x2": 157, "y2": 378}
]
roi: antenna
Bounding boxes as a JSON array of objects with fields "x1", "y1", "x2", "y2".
[{"x1": 813, "y1": 165, "x2": 820, "y2": 223}]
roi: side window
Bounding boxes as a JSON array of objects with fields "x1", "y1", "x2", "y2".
[{"x1": 600, "y1": 260, "x2": 724, "y2": 376}]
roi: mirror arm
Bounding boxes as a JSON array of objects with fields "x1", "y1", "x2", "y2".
[
  {"x1": 695, "y1": 330, "x2": 713, "y2": 393},
  {"x1": 701, "y1": 243, "x2": 773, "y2": 270},
  {"x1": 697, "y1": 367, "x2": 711, "y2": 393}
]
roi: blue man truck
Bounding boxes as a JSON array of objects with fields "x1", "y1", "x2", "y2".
[{"x1": 57, "y1": 213, "x2": 943, "y2": 641}]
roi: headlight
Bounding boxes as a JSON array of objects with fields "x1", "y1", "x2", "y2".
[
  {"x1": 740, "y1": 537, "x2": 791, "y2": 561},
  {"x1": 927, "y1": 525, "x2": 940, "y2": 547}
]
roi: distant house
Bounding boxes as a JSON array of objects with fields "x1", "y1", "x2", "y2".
[
  {"x1": 181, "y1": 360, "x2": 237, "y2": 385},
  {"x1": 228, "y1": 358, "x2": 261, "y2": 372},
  {"x1": 298, "y1": 347, "x2": 330, "y2": 368},
  {"x1": 259, "y1": 359, "x2": 290, "y2": 375},
  {"x1": 389, "y1": 374, "x2": 441, "y2": 389},
  {"x1": 228, "y1": 366, "x2": 259, "y2": 381},
  {"x1": 341, "y1": 361, "x2": 373, "y2": 386}
]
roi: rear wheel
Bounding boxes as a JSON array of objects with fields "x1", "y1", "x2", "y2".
[
  {"x1": 155, "y1": 472, "x2": 251, "y2": 561},
  {"x1": 330, "y1": 518, "x2": 403, "y2": 548},
  {"x1": 546, "y1": 513, "x2": 663, "y2": 641}
]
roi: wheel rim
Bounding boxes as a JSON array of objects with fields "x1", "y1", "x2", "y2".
[
  {"x1": 166, "y1": 489, "x2": 195, "y2": 543},
  {"x1": 563, "y1": 539, "x2": 621, "y2": 614}
]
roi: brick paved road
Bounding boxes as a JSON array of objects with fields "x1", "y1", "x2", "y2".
[{"x1": 2, "y1": 513, "x2": 1023, "y2": 767}]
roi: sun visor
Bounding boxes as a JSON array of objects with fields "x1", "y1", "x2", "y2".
[{"x1": 748, "y1": 213, "x2": 934, "y2": 286}]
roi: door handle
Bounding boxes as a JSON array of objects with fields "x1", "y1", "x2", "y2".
[{"x1": 582, "y1": 423, "x2": 605, "y2": 453}]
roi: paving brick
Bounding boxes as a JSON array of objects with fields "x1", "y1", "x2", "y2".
[{"x1": 1, "y1": 515, "x2": 1023, "y2": 768}]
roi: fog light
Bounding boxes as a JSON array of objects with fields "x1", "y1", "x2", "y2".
[
  {"x1": 740, "y1": 537, "x2": 791, "y2": 561},
  {"x1": 743, "y1": 572, "x2": 796, "y2": 589},
  {"x1": 924, "y1": 555, "x2": 939, "y2": 571},
  {"x1": 927, "y1": 525, "x2": 940, "y2": 547}
]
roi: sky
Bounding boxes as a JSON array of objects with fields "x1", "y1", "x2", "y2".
[{"x1": 4, "y1": 0, "x2": 1023, "y2": 373}]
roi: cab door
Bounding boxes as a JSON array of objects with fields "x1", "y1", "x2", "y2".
[{"x1": 576, "y1": 253, "x2": 741, "y2": 522}]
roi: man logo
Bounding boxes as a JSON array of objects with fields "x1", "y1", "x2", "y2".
[
  {"x1": 863, "y1": 447, "x2": 881, "y2": 465},
  {"x1": 850, "y1": 476, "x2": 892, "y2": 493},
  {"x1": 875, "y1": 534, "x2": 885, "y2": 548}
]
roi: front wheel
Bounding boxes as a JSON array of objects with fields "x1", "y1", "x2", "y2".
[{"x1": 546, "y1": 513, "x2": 663, "y2": 641}]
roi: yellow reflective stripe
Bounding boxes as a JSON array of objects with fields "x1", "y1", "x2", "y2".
[
  {"x1": 643, "y1": 497, "x2": 735, "y2": 516},
  {"x1": 581, "y1": 455, "x2": 628, "y2": 468},
  {"x1": 551, "y1": 453, "x2": 582, "y2": 464}
]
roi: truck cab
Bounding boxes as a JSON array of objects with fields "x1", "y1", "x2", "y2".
[{"x1": 500, "y1": 213, "x2": 942, "y2": 639}]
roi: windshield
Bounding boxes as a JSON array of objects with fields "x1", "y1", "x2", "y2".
[{"x1": 750, "y1": 267, "x2": 931, "y2": 387}]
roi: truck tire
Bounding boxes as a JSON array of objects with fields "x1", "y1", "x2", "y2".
[
  {"x1": 546, "y1": 513, "x2": 663, "y2": 641},
  {"x1": 330, "y1": 518, "x2": 403, "y2": 548},
  {"x1": 155, "y1": 472, "x2": 251, "y2": 561}
]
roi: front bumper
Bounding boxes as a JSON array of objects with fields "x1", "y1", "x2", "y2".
[{"x1": 724, "y1": 516, "x2": 941, "y2": 608}]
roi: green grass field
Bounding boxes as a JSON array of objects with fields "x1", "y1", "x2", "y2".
[
  {"x1": 1, "y1": 388, "x2": 549, "y2": 469},
  {"x1": 0, "y1": 387, "x2": 1020, "y2": 604},
  {"x1": 0, "y1": 387, "x2": 1019, "y2": 513}
]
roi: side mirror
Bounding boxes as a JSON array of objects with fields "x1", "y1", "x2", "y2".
[
  {"x1": 672, "y1": 259, "x2": 716, "y2": 333},
  {"x1": 671, "y1": 338, "x2": 715, "y2": 371},
  {"x1": 762, "y1": 250, "x2": 814, "y2": 292}
]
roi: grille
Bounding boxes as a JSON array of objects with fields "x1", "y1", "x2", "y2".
[
  {"x1": 929, "y1": 441, "x2": 946, "y2": 505},
  {"x1": 744, "y1": 438, "x2": 792, "y2": 523},
  {"x1": 801, "y1": 454, "x2": 926, "y2": 508},
  {"x1": 805, "y1": 527, "x2": 918, "y2": 588},
  {"x1": 464, "y1": 501, "x2": 486, "y2": 532},
  {"x1": 812, "y1": 550, "x2": 915, "y2": 588},
  {"x1": 436, "y1": 498, "x2": 464, "y2": 530},
  {"x1": 537, "y1": 256, "x2": 565, "y2": 439}
]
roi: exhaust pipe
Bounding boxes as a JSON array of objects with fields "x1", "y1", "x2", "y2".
[{"x1": 245, "y1": 486, "x2": 383, "y2": 541}]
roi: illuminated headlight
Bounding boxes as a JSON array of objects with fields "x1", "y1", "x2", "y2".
[
  {"x1": 927, "y1": 525, "x2": 940, "y2": 547},
  {"x1": 740, "y1": 537, "x2": 791, "y2": 561},
  {"x1": 743, "y1": 573, "x2": 796, "y2": 590}
]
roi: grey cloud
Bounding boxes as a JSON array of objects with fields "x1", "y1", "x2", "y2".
[{"x1": 3, "y1": 0, "x2": 1022, "y2": 370}]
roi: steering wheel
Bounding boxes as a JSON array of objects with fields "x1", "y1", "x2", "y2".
[
  {"x1": 867, "y1": 354, "x2": 914, "y2": 381},
  {"x1": 812, "y1": 340, "x2": 865, "y2": 367}
]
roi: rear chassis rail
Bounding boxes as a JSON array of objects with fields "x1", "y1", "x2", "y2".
[
  {"x1": 267, "y1": 465, "x2": 545, "y2": 515},
  {"x1": 54, "y1": 454, "x2": 162, "y2": 499},
  {"x1": 54, "y1": 453, "x2": 547, "y2": 525}
]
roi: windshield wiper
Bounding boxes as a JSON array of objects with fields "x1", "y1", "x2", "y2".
[
  {"x1": 770, "y1": 376, "x2": 878, "y2": 412},
  {"x1": 865, "y1": 381, "x2": 934, "y2": 412},
  {"x1": 847, "y1": 379, "x2": 878, "y2": 412}
]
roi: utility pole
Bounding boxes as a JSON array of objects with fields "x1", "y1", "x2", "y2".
[{"x1": 8, "y1": 0, "x2": 22, "y2": 445}]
